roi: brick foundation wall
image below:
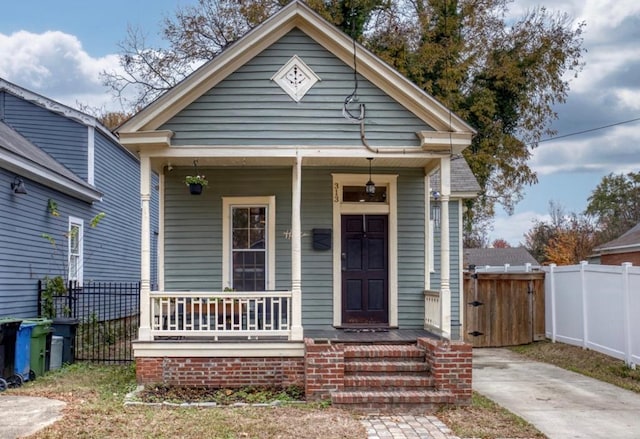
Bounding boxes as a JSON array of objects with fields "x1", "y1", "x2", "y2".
[
  {"x1": 136, "y1": 356, "x2": 305, "y2": 388},
  {"x1": 304, "y1": 338, "x2": 345, "y2": 401},
  {"x1": 418, "y1": 337, "x2": 472, "y2": 405},
  {"x1": 136, "y1": 338, "x2": 472, "y2": 407},
  {"x1": 600, "y1": 252, "x2": 640, "y2": 266}
]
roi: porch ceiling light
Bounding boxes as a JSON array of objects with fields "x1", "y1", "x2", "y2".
[
  {"x1": 365, "y1": 158, "x2": 375, "y2": 196},
  {"x1": 11, "y1": 176, "x2": 27, "y2": 195}
]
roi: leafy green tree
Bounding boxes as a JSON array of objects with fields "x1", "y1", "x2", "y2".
[
  {"x1": 103, "y1": 0, "x2": 585, "y2": 241},
  {"x1": 585, "y1": 172, "x2": 640, "y2": 243}
]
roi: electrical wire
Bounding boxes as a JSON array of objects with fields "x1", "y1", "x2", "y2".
[
  {"x1": 538, "y1": 117, "x2": 640, "y2": 144},
  {"x1": 343, "y1": 8, "x2": 365, "y2": 122}
]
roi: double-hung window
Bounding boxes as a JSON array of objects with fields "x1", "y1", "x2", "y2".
[
  {"x1": 222, "y1": 197, "x2": 276, "y2": 292},
  {"x1": 68, "y1": 217, "x2": 84, "y2": 283}
]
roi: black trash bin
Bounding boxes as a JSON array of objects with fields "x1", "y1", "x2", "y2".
[
  {"x1": 51, "y1": 318, "x2": 79, "y2": 365},
  {"x1": 0, "y1": 318, "x2": 23, "y2": 390}
]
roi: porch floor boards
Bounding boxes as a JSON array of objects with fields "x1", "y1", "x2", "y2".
[
  {"x1": 304, "y1": 328, "x2": 440, "y2": 344},
  {"x1": 150, "y1": 329, "x2": 440, "y2": 344}
]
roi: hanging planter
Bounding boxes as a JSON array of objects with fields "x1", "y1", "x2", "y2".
[
  {"x1": 185, "y1": 175, "x2": 208, "y2": 195},
  {"x1": 188, "y1": 182, "x2": 203, "y2": 195},
  {"x1": 185, "y1": 160, "x2": 208, "y2": 195}
]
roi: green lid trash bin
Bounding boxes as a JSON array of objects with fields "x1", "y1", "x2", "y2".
[{"x1": 23, "y1": 318, "x2": 53, "y2": 379}]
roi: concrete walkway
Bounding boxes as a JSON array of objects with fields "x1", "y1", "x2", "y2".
[
  {"x1": 0, "y1": 395, "x2": 65, "y2": 439},
  {"x1": 474, "y1": 348, "x2": 640, "y2": 439},
  {"x1": 362, "y1": 415, "x2": 459, "y2": 439}
]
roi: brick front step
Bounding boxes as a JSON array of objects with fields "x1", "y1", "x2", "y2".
[
  {"x1": 331, "y1": 390, "x2": 455, "y2": 414},
  {"x1": 344, "y1": 375, "x2": 435, "y2": 390},
  {"x1": 343, "y1": 344, "x2": 425, "y2": 361},
  {"x1": 345, "y1": 360, "x2": 429, "y2": 374}
]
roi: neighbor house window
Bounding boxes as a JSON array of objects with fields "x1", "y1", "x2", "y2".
[
  {"x1": 68, "y1": 217, "x2": 84, "y2": 283},
  {"x1": 222, "y1": 197, "x2": 276, "y2": 291}
]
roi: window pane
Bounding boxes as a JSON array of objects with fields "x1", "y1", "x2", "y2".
[
  {"x1": 233, "y1": 208, "x2": 249, "y2": 229},
  {"x1": 69, "y1": 256, "x2": 79, "y2": 280},
  {"x1": 233, "y1": 230, "x2": 248, "y2": 249},
  {"x1": 70, "y1": 225, "x2": 80, "y2": 253},
  {"x1": 343, "y1": 185, "x2": 387, "y2": 203},
  {"x1": 232, "y1": 250, "x2": 265, "y2": 291},
  {"x1": 250, "y1": 207, "x2": 265, "y2": 228},
  {"x1": 250, "y1": 229, "x2": 265, "y2": 249}
]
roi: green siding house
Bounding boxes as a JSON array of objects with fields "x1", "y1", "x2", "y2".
[{"x1": 119, "y1": 1, "x2": 478, "y2": 409}]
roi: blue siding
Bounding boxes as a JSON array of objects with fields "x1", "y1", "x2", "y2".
[
  {"x1": 0, "y1": 93, "x2": 158, "y2": 318},
  {"x1": 0, "y1": 168, "x2": 95, "y2": 317},
  {"x1": 2, "y1": 92, "x2": 88, "y2": 180},
  {"x1": 161, "y1": 29, "x2": 433, "y2": 147},
  {"x1": 88, "y1": 131, "x2": 156, "y2": 282}
]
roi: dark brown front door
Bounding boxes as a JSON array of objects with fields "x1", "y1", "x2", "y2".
[{"x1": 341, "y1": 215, "x2": 388, "y2": 325}]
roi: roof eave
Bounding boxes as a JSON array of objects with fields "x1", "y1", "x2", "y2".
[
  {"x1": 593, "y1": 243, "x2": 640, "y2": 254},
  {"x1": 1, "y1": 151, "x2": 103, "y2": 203}
]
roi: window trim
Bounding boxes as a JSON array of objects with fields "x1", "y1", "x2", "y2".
[
  {"x1": 68, "y1": 216, "x2": 84, "y2": 283},
  {"x1": 222, "y1": 196, "x2": 276, "y2": 291}
]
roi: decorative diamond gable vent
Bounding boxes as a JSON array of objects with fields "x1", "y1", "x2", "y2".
[{"x1": 271, "y1": 55, "x2": 320, "y2": 102}]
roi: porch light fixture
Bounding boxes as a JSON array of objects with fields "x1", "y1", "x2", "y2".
[
  {"x1": 365, "y1": 158, "x2": 375, "y2": 196},
  {"x1": 11, "y1": 176, "x2": 27, "y2": 195}
]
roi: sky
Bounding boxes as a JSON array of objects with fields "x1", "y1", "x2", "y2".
[{"x1": 1, "y1": 1, "x2": 639, "y2": 247}]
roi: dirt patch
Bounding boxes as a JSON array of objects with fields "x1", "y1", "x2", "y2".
[
  {"x1": 438, "y1": 392, "x2": 546, "y2": 439},
  {"x1": 136, "y1": 384, "x2": 305, "y2": 404},
  {"x1": 8, "y1": 364, "x2": 364, "y2": 439}
]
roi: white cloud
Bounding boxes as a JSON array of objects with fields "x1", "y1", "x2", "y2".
[
  {"x1": 0, "y1": 30, "x2": 123, "y2": 111},
  {"x1": 531, "y1": 122, "x2": 640, "y2": 176},
  {"x1": 491, "y1": 211, "x2": 551, "y2": 247},
  {"x1": 577, "y1": 0, "x2": 640, "y2": 36}
]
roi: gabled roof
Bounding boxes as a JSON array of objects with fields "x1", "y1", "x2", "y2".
[
  {"x1": 0, "y1": 121, "x2": 102, "y2": 202},
  {"x1": 431, "y1": 155, "x2": 480, "y2": 198},
  {"x1": 463, "y1": 247, "x2": 539, "y2": 268},
  {"x1": 118, "y1": 0, "x2": 475, "y2": 141},
  {"x1": 593, "y1": 222, "x2": 640, "y2": 254}
]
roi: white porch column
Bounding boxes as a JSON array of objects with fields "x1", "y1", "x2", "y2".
[
  {"x1": 439, "y1": 156, "x2": 452, "y2": 339},
  {"x1": 138, "y1": 154, "x2": 152, "y2": 341},
  {"x1": 290, "y1": 153, "x2": 303, "y2": 340}
]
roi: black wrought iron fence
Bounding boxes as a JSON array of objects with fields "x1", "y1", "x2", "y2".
[{"x1": 38, "y1": 280, "x2": 140, "y2": 363}]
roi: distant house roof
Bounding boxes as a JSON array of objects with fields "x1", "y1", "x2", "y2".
[
  {"x1": 0, "y1": 121, "x2": 102, "y2": 202},
  {"x1": 430, "y1": 155, "x2": 481, "y2": 197},
  {"x1": 592, "y1": 222, "x2": 640, "y2": 254},
  {"x1": 463, "y1": 247, "x2": 539, "y2": 268},
  {"x1": 0, "y1": 77, "x2": 119, "y2": 144}
]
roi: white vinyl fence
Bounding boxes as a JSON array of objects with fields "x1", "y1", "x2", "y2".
[
  {"x1": 545, "y1": 262, "x2": 640, "y2": 368},
  {"x1": 472, "y1": 263, "x2": 541, "y2": 273}
]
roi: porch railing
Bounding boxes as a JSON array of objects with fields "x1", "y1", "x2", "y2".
[
  {"x1": 149, "y1": 291, "x2": 292, "y2": 340},
  {"x1": 423, "y1": 289, "x2": 441, "y2": 332}
]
